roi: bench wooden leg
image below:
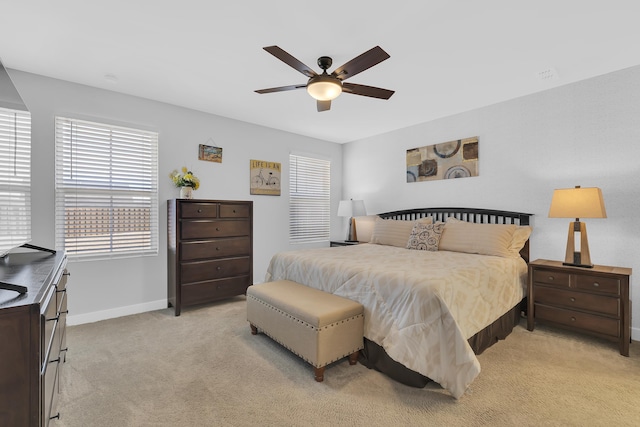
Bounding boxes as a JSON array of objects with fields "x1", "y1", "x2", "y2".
[
  {"x1": 348, "y1": 351, "x2": 359, "y2": 365},
  {"x1": 314, "y1": 366, "x2": 325, "y2": 382},
  {"x1": 249, "y1": 324, "x2": 258, "y2": 335}
]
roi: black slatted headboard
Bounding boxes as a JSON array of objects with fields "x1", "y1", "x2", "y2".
[{"x1": 378, "y1": 207, "x2": 533, "y2": 262}]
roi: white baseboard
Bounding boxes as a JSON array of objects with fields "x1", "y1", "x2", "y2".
[
  {"x1": 633, "y1": 326, "x2": 640, "y2": 342},
  {"x1": 67, "y1": 299, "x2": 168, "y2": 326}
]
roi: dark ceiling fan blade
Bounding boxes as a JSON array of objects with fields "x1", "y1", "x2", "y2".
[
  {"x1": 255, "y1": 84, "x2": 306, "y2": 94},
  {"x1": 342, "y1": 82, "x2": 395, "y2": 99},
  {"x1": 263, "y1": 46, "x2": 317, "y2": 78},
  {"x1": 317, "y1": 100, "x2": 331, "y2": 112},
  {"x1": 331, "y1": 46, "x2": 390, "y2": 81}
]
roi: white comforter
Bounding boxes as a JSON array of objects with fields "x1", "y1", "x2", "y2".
[{"x1": 265, "y1": 243, "x2": 527, "y2": 398}]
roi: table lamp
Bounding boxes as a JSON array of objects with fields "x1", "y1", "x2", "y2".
[
  {"x1": 548, "y1": 186, "x2": 607, "y2": 268},
  {"x1": 337, "y1": 199, "x2": 366, "y2": 242}
]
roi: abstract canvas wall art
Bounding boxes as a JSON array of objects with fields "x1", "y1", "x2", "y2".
[{"x1": 406, "y1": 136, "x2": 478, "y2": 183}]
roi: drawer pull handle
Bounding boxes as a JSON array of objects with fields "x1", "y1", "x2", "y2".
[
  {"x1": 593, "y1": 282, "x2": 600, "y2": 287},
  {"x1": 217, "y1": 266, "x2": 222, "y2": 271},
  {"x1": 570, "y1": 317, "x2": 576, "y2": 322},
  {"x1": 198, "y1": 209, "x2": 202, "y2": 213},
  {"x1": 548, "y1": 276, "x2": 554, "y2": 281},
  {"x1": 570, "y1": 297, "x2": 576, "y2": 302},
  {"x1": 216, "y1": 227, "x2": 220, "y2": 231}
]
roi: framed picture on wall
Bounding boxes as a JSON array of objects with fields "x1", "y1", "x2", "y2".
[
  {"x1": 199, "y1": 144, "x2": 223, "y2": 163},
  {"x1": 406, "y1": 136, "x2": 478, "y2": 183},
  {"x1": 250, "y1": 159, "x2": 281, "y2": 196}
]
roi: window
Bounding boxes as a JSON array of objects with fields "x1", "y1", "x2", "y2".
[
  {"x1": 289, "y1": 154, "x2": 330, "y2": 243},
  {"x1": 0, "y1": 107, "x2": 31, "y2": 256},
  {"x1": 55, "y1": 117, "x2": 158, "y2": 259}
]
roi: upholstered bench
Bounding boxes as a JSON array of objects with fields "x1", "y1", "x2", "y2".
[{"x1": 246, "y1": 280, "x2": 364, "y2": 382}]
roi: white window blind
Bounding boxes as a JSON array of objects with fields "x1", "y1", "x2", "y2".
[
  {"x1": 55, "y1": 117, "x2": 158, "y2": 259},
  {"x1": 289, "y1": 154, "x2": 330, "y2": 243},
  {"x1": 0, "y1": 107, "x2": 31, "y2": 257}
]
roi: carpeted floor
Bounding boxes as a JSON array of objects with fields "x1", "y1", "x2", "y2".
[{"x1": 57, "y1": 297, "x2": 640, "y2": 426}]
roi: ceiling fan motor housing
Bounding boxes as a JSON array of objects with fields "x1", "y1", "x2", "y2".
[{"x1": 317, "y1": 56, "x2": 333, "y2": 70}]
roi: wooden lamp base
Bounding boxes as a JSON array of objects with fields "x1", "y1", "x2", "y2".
[{"x1": 563, "y1": 220, "x2": 593, "y2": 268}]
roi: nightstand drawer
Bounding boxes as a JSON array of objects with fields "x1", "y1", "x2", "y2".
[
  {"x1": 535, "y1": 286, "x2": 619, "y2": 316},
  {"x1": 575, "y1": 275, "x2": 620, "y2": 295},
  {"x1": 532, "y1": 269, "x2": 570, "y2": 287},
  {"x1": 535, "y1": 304, "x2": 620, "y2": 337}
]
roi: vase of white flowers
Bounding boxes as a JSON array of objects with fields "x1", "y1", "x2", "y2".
[{"x1": 169, "y1": 167, "x2": 200, "y2": 199}]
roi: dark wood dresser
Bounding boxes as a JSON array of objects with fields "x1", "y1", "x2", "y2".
[
  {"x1": 527, "y1": 259, "x2": 631, "y2": 356},
  {"x1": 168, "y1": 199, "x2": 253, "y2": 316},
  {"x1": 0, "y1": 251, "x2": 69, "y2": 426}
]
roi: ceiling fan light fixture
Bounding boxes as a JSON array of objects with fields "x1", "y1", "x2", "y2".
[{"x1": 307, "y1": 74, "x2": 342, "y2": 101}]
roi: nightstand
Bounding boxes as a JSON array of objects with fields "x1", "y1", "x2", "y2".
[
  {"x1": 329, "y1": 241, "x2": 360, "y2": 247},
  {"x1": 527, "y1": 259, "x2": 632, "y2": 356}
]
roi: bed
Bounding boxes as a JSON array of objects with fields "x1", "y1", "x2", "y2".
[{"x1": 265, "y1": 207, "x2": 533, "y2": 398}]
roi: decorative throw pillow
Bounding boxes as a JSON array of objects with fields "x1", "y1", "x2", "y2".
[
  {"x1": 406, "y1": 222, "x2": 445, "y2": 251},
  {"x1": 369, "y1": 217, "x2": 432, "y2": 247}
]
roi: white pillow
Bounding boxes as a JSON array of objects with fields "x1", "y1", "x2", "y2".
[
  {"x1": 369, "y1": 217, "x2": 433, "y2": 247},
  {"x1": 510, "y1": 225, "x2": 533, "y2": 257},
  {"x1": 439, "y1": 217, "x2": 516, "y2": 258},
  {"x1": 353, "y1": 215, "x2": 377, "y2": 243}
]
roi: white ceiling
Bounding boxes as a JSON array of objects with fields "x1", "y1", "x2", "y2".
[{"x1": 1, "y1": 1, "x2": 639, "y2": 144}]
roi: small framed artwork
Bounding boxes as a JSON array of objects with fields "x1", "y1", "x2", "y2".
[
  {"x1": 199, "y1": 144, "x2": 223, "y2": 163},
  {"x1": 250, "y1": 159, "x2": 281, "y2": 196},
  {"x1": 406, "y1": 136, "x2": 479, "y2": 183}
]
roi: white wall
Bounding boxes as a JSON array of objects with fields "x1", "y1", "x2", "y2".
[
  {"x1": 10, "y1": 70, "x2": 343, "y2": 324},
  {"x1": 343, "y1": 65, "x2": 640, "y2": 339}
]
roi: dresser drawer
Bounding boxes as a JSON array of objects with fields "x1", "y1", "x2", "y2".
[
  {"x1": 181, "y1": 202, "x2": 218, "y2": 218},
  {"x1": 181, "y1": 219, "x2": 250, "y2": 239},
  {"x1": 220, "y1": 203, "x2": 250, "y2": 218},
  {"x1": 575, "y1": 274, "x2": 620, "y2": 295},
  {"x1": 535, "y1": 286, "x2": 619, "y2": 316},
  {"x1": 43, "y1": 358, "x2": 59, "y2": 425},
  {"x1": 181, "y1": 257, "x2": 251, "y2": 283},
  {"x1": 534, "y1": 304, "x2": 620, "y2": 337},
  {"x1": 41, "y1": 286, "x2": 58, "y2": 367},
  {"x1": 533, "y1": 269, "x2": 570, "y2": 287},
  {"x1": 181, "y1": 236, "x2": 251, "y2": 260},
  {"x1": 181, "y1": 276, "x2": 251, "y2": 305},
  {"x1": 57, "y1": 290, "x2": 68, "y2": 354}
]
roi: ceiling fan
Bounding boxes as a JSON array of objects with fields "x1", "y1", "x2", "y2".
[{"x1": 255, "y1": 45, "x2": 395, "y2": 112}]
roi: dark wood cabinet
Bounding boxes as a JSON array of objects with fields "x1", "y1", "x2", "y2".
[
  {"x1": 0, "y1": 251, "x2": 69, "y2": 426},
  {"x1": 527, "y1": 259, "x2": 632, "y2": 356},
  {"x1": 168, "y1": 199, "x2": 253, "y2": 316}
]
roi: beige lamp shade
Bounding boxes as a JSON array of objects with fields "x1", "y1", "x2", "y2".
[{"x1": 548, "y1": 187, "x2": 607, "y2": 219}]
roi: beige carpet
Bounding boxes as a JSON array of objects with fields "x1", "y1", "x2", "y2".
[{"x1": 58, "y1": 297, "x2": 640, "y2": 427}]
